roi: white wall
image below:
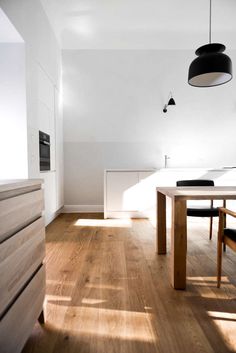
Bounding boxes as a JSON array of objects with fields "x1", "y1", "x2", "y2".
[
  {"x1": 0, "y1": 43, "x2": 27, "y2": 179},
  {"x1": 0, "y1": 0, "x2": 61, "y2": 176},
  {"x1": 0, "y1": 0, "x2": 64, "y2": 224},
  {"x1": 63, "y1": 49, "x2": 236, "y2": 207}
]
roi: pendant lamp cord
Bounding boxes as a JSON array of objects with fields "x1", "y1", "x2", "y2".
[{"x1": 209, "y1": 0, "x2": 212, "y2": 43}]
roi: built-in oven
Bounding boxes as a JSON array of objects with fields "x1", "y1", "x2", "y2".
[{"x1": 39, "y1": 131, "x2": 50, "y2": 171}]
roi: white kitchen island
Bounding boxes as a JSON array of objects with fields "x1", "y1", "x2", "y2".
[{"x1": 104, "y1": 168, "x2": 236, "y2": 219}]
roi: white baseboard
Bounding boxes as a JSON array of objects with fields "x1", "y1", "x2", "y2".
[{"x1": 62, "y1": 205, "x2": 104, "y2": 213}]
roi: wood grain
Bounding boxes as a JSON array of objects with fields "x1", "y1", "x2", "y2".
[
  {"x1": 0, "y1": 181, "x2": 45, "y2": 353},
  {"x1": 0, "y1": 185, "x2": 42, "y2": 202},
  {"x1": 0, "y1": 265, "x2": 45, "y2": 353},
  {"x1": 156, "y1": 186, "x2": 236, "y2": 200},
  {"x1": 217, "y1": 207, "x2": 236, "y2": 287},
  {"x1": 0, "y1": 190, "x2": 44, "y2": 243},
  {"x1": 171, "y1": 198, "x2": 187, "y2": 289},
  {"x1": 157, "y1": 188, "x2": 236, "y2": 290},
  {"x1": 0, "y1": 179, "x2": 42, "y2": 197},
  {"x1": 20, "y1": 213, "x2": 236, "y2": 353},
  {"x1": 156, "y1": 191, "x2": 166, "y2": 254},
  {"x1": 0, "y1": 217, "x2": 45, "y2": 316}
]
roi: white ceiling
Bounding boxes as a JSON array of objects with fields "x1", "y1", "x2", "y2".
[
  {"x1": 40, "y1": 0, "x2": 236, "y2": 50},
  {"x1": 0, "y1": 8, "x2": 24, "y2": 43}
]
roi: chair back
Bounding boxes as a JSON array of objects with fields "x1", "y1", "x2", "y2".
[{"x1": 176, "y1": 179, "x2": 214, "y2": 187}]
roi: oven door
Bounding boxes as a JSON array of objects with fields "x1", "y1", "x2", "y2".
[{"x1": 39, "y1": 141, "x2": 50, "y2": 171}]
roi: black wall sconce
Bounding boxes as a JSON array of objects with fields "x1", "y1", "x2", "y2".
[{"x1": 163, "y1": 92, "x2": 176, "y2": 113}]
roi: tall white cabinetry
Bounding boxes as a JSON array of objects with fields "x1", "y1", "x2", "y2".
[
  {"x1": 55, "y1": 87, "x2": 64, "y2": 210},
  {"x1": 37, "y1": 65, "x2": 64, "y2": 225}
]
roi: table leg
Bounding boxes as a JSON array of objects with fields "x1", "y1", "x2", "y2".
[
  {"x1": 156, "y1": 191, "x2": 166, "y2": 254},
  {"x1": 171, "y1": 198, "x2": 187, "y2": 289}
]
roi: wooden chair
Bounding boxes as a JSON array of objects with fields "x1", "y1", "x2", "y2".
[
  {"x1": 176, "y1": 179, "x2": 225, "y2": 240},
  {"x1": 217, "y1": 207, "x2": 236, "y2": 288}
]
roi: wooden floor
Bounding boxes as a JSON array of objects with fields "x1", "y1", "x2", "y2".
[{"x1": 22, "y1": 213, "x2": 236, "y2": 353}]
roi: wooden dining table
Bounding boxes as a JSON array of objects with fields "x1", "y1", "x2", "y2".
[{"x1": 156, "y1": 186, "x2": 236, "y2": 289}]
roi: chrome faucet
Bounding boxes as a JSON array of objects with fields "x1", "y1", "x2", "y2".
[{"x1": 164, "y1": 155, "x2": 170, "y2": 168}]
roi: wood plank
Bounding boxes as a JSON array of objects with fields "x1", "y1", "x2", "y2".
[{"x1": 22, "y1": 214, "x2": 236, "y2": 353}]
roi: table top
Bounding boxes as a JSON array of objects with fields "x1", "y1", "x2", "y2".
[{"x1": 156, "y1": 186, "x2": 236, "y2": 200}]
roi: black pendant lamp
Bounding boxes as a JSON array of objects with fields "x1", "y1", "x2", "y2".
[{"x1": 188, "y1": 0, "x2": 232, "y2": 87}]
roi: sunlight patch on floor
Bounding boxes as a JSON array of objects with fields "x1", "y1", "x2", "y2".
[
  {"x1": 187, "y1": 276, "x2": 236, "y2": 299},
  {"x1": 47, "y1": 279, "x2": 76, "y2": 286},
  {"x1": 187, "y1": 276, "x2": 222, "y2": 282},
  {"x1": 81, "y1": 298, "x2": 107, "y2": 305},
  {"x1": 46, "y1": 294, "x2": 72, "y2": 302},
  {"x1": 48, "y1": 305, "x2": 157, "y2": 342},
  {"x1": 187, "y1": 276, "x2": 232, "y2": 297},
  {"x1": 187, "y1": 276, "x2": 230, "y2": 287},
  {"x1": 85, "y1": 283, "x2": 124, "y2": 291},
  {"x1": 208, "y1": 311, "x2": 236, "y2": 351},
  {"x1": 74, "y1": 218, "x2": 132, "y2": 228}
]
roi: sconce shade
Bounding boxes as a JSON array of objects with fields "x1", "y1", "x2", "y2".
[
  {"x1": 188, "y1": 43, "x2": 232, "y2": 87},
  {"x1": 168, "y1": 97, "x2": 176, "y2": 105}
]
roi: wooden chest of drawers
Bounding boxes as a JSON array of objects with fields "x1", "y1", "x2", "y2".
[{"x1": 0, "y1": 180, "x2": 45, "y2": 353}]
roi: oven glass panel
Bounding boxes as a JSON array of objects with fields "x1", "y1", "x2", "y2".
[
  {"x1": 39, "y1": 131, "x2": 50, "y2": 171},
  {"x1": 40, "y1": 143, "x2": 50, "y2": 159}
]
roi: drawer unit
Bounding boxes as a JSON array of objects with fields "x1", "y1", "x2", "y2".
[
  {"x1": 0, "y1": 189, "x2": 44, "y2": 243},
  {"x1": 0, "y1": 180, "x2": 45, "y2": 353},
  {"x1": 0, "y1": 265, "x2": 46, "y2": 353},
  {"x1": 0, "y1": 217, "x2": 45, "y2": 317}
]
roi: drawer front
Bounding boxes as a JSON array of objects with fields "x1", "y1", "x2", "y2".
[
  {"x1": 0, "y1": 217, "x2": 45, "y2": 316},
  {"x1": 0, "y1": 265, "x2": 45, "y2": 353},
  {"x1": 0, "y1": 189, "x2": 44, "y2": 243}
]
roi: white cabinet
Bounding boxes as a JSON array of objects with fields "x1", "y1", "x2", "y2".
[
  {"x1": 37, "y1": 65, "x2": 56, "y2": 170},
  {"x1": 37, "y1": 67, "x2": 64, "y2": 224},
  {"x1": 104, "y1": 169, "x2": 236, "y2": 219},
  {"x1": 104, "y1": 170, "x2": 156, "y2": 218},
  {"x1": 40, "y1": 171, "x2": 57, "y2": 225},
  {"x1": 55, "y1": 87, "x2": 64, "y2": 209},
  {"x1": 139, "y1": 171, "x2": 154, "y2": 181},
  {"x1": 38, "y1": 100, "x2": 51, "y2": 135},
  {"x1": 106, "y1": 171, "x2": 139, "y2": 212}
]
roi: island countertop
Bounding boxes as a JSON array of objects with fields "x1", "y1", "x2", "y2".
[{"x1": 0, "y1": 179, "x2": 43, "y2": 200}]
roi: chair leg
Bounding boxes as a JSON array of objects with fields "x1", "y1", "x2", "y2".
[
  {"x1": 223, "y1": 206, "x2": 226, "y2": 252},
  {"x1": 209, "y1": 217, "x2": 213, "y2": 240},
  {"x1": 217, "y1": 240, "x2": 223, "y2": 288},
  {"x1": 217, "y1": 210, "x2": 224, "y2": 288}
]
